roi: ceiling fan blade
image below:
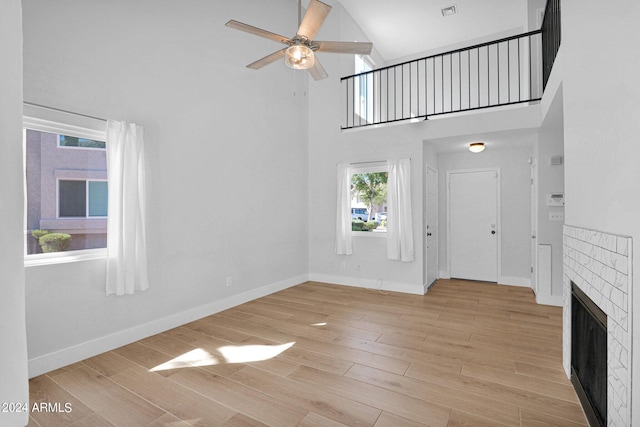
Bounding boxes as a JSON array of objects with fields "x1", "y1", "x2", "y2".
[
  {"x1": 225, "y1": 20, "x2": 291, "y2": 44},
  {"x1": 297, "y1": 0, "x2": 331, "y2": 41},
  {"x1": 247, "y1": 48, "x2": 287, "y2": 70},
  {"x1": 312, "y1": 40, "x2": 373, "y2": 55},
  {"x1": 308, "y1": 57, "x2": 328, "y2": 80}
]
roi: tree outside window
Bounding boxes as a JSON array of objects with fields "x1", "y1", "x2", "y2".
[{"x1": 351, "y1": 171, "x2": 387, "y2": 232}]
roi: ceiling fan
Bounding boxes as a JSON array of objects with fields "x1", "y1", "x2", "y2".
[{"x1": 225, "y1": 0, "x2": 373, "y2": 80}]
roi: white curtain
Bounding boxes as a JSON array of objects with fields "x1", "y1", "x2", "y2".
[
  {"x1": 387, "y1": 158, "x2": 414, "y2": 262},
  {"x1": 105, "y1": 120, "x2": 149, "y2": 295},
  {"x1": 335, "y1": 162, "x2": 353, "y2": 255}
]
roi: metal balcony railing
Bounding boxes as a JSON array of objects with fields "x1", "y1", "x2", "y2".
[
  {"x1": 341, "y1": 30, "x2": 544, "y2": 130},
  {"x1": 542, "y1": 0, "x2": 561, "y2": 90}
]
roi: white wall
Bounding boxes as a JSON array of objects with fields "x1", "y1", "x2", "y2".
[
  {"x1": 0, "y1": 1, "x2": 29, "y2": 425},
  {"x1": 306, "y1": 3, "x2": 426, "y2": 294},
  {"x1": 561, "y1": 0, "x2": 640, "y2": 419},
  {"x1": 22, "y1": 0, "x2": 310, "y2": 375},
  {"x1": 536, "y1": 87, "x2": 564, "y2": 303},
  {"x1": 434, "y1": 135, "x2": 535, "y2": 286}
]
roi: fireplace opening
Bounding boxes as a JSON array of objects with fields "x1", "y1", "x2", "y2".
[{"x1": 571, "y1": 282, "x2": 607, "y2": 427}]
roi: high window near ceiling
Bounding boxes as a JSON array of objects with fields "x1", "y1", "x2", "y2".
[{"x1": 354, "y1": 54, "x2": 375, "y2": 124}]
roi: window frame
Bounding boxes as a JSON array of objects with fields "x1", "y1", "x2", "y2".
[
  {"x1": 350, "y1": 161, "x2": 388, "y2": 238},
  {"x1": 23, "y1": 104, "x2": 108, "y2": 265}
]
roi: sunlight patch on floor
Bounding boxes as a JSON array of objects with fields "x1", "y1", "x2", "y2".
[
  {"x1": 218, "y1": 342, "x2": 295, "y2": 363},
  {"x1": 150, "y1": 348, "x2": 220, "y2": 371},
  {"x1": 150, "y1": 342, "x2": 296, "y2": 372}
]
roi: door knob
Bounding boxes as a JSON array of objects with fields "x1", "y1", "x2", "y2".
[
  {"x1": 491, "y1": 230, "x2": 496, "y2": 235},
  {"x1": 427, "y1": 232, "x2": 432, "y2": 236}
]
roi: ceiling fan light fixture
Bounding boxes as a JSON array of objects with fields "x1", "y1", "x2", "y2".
[
  {"x1": 285, "y1": 44, "x2": 315, "y2": 70},
  {"x1": 469, "y1": 142, "x2": 485, "y2": 153}
]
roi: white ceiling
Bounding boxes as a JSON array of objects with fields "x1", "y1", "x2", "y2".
[{"x1": 335, "y1": 0, "x2": 530, "y2": 63}]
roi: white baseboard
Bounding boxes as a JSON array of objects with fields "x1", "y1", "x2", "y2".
[
  {"x1": 439, "y1": 270, "x2": 451, "y2": 279},
  {"x1": 498, "y1": 276, "x2": 531, "y2": 288},
  {"x1": 437, "y1": 272, "x2": 530, "y2": 288},
  {"x1": 28, "y1": 274, "x2": 308, "y2": 378},
  {"x1": 308, "y1": 273, "x2": 426, "y2": 295},
  {"x1": 535, "y1": 293, "x2": 563, "y2": 307}
]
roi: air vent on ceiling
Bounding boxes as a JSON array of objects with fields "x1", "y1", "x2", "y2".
[{"x1": 441, "y1": 5, "x2": 457, "y2": 17}]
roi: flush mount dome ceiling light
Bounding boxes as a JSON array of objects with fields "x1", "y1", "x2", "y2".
[{"x1": 469, "y1": 142, "x2": 485, "y2": 153}]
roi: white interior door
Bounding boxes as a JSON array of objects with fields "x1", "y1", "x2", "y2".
[
  {"x1": 448, "y1": 169, "x2": 499, "y2": 282},
  {"x1": 426, "y1": 166, "x2": 438, "y2": 287}
]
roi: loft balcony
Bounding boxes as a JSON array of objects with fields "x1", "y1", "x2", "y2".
[{"x1": 341, "y1": 0, "x2": 560, "y2": 130}]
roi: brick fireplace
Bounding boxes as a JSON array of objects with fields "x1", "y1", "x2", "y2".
[{"x1": 563, "y1": 225, "x2": 632, "y2": 426}]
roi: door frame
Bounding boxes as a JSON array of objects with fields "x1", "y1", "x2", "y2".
[
  {"x1": 446, "y1": 168, "x2": 502, "y2": 282},
  {"x1": 530, "y1": 158, "x2": 538, "y2": 295},
  {"x1": 425, "y1": 164, "x2": 439, "y2": 288}
]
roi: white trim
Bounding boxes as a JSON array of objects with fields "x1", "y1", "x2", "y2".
[
  {"x1": 309, "y1": 273, "x2": 426, "y2": 295},
  {"x1": 498, "y1": 275, "x2": 531, "y2": 287},
  {"x1": 349, "y1": 160, "x2": 386, "y2": 173},
  {"x1": 28, "y1": 274, "x2": 308, "y2": 378},
  {"x1": 23, "y1": 103, "x2": 106, "y2": 141},
  {"x1": 425, "y1": 164, "x2": 439, "y2": 288},
  {"x1": 25, "y1": 248, "x2": 107, "y2": 267},
  {"x1": 534, "y1": 293, "x2": 563, "y2": 307},
  {"x1": 352, "y1": 231, "x2": 386, "y2": 238},
  {"x1": 439, "y1": 270, "x2": 451, "y2": 279}
]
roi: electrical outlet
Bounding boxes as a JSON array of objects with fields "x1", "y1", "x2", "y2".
[
  {"x1": 226, "y1": 276, "x2": 233, "y2": 287},
  {"x1": 549, "y1": 212, "x2": 564, "y2": 221}
]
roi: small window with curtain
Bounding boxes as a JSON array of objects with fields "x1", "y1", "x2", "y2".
[
  {"x1": 350, "y1": 162, "x2": 388, "y2": 234},
  {"x1": 24, "y1": 115, "x2": 108, "y2": 257}
]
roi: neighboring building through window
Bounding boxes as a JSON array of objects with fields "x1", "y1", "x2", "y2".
[
  {"x1": 59, "y1": 134, "x2": 106, "y2": 149},
  {"x1": 24, "y1": 128, "x2": 108, "y2": 255},
  {"x1": 350, "y1": 163, "x2": 387, "y2": 233}
]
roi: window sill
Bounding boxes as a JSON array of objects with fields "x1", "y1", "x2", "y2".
[
  {"x1": 25, "y1": 248, "x2": 107, "y2": 267},
  {"x1": 352, "y1": 231, "x2": 387, "y2": 238}
]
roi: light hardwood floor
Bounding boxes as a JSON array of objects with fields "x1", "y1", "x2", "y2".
[{"x1": 27, "y1": 280, "x2": 588, "y2": 426}]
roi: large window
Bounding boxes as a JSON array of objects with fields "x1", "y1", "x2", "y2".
[
  {"x1": 24, "y1": 111, "x2": 108, "y2": 257},
  {"x1": 350, "y1": 163, "x2": 387, "y2": 233}
]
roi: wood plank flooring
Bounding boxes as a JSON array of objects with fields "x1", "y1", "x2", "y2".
[{"x1": 27, "y1": 279, "x2": 588, "y2": 426}]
